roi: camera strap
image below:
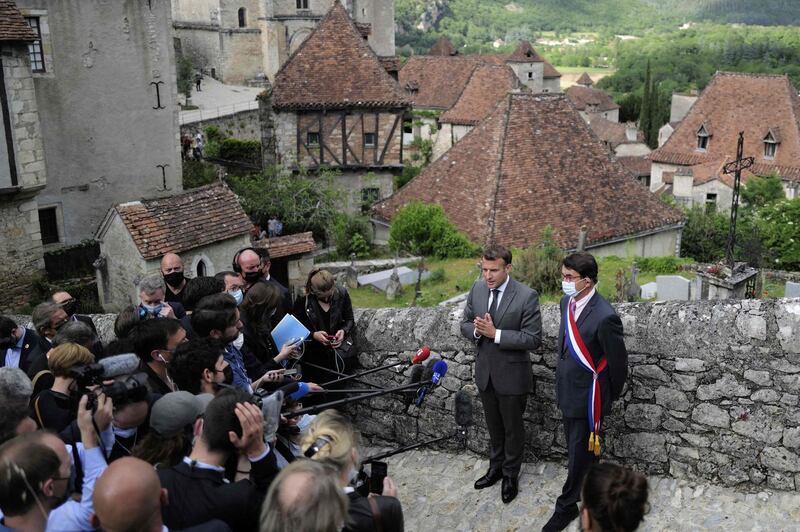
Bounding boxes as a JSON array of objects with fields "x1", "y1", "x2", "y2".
[{"x1": 367, "y1": 496, "x2": 384, "y2": 532}]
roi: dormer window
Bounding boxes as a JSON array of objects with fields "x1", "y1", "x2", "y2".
[
  {"x1": 764, "y1": 130, "x2": 779, "y2": 159},
  {"x1": 696, "y1": 124, "x2": 710, "y2": 151}
]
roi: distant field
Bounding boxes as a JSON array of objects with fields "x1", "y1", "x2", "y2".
[{"x1": 555, "y1": 66, "x2": 617, "y2": 88}]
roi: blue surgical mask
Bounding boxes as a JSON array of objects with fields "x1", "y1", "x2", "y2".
[
  {"x1": 297, "y1": 414, "x2": 314, "y2": 432},
  {"x1": 562, "y1": 280, "x2": 577, "y2": 297},
  {"x1": 228, "y1": 289, "x2": 243, "y2": 306},
  {"x1": 141, "y1": 303, "x2": 163, "y2": 316}
]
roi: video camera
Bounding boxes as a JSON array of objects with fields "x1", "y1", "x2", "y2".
[{"x1": 68, "y1": 353, "x2": 149, "y2": 409}]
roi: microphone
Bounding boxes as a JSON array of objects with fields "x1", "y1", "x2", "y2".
[
  {"x1": 411, "y1": 346, "x2": 431, "y2": 365},
  {"x1": 289, "y1": 382, "x2": 310, "y2": 401},
  {"x1": 97, "y1": 353, "x2": 140, "y2": 378},
  {"x1": 409, "y1": 364, "x2": 424, "y2": 385},
  {"x1": 415, "y1": 363, "x2": 437, "y2": 407},
  {"x1": 431, "y1": 360, "x2": 448, "y2": 386},
  {"x1": 454, "y1": 390, "x2": 473, "y2": 427}
]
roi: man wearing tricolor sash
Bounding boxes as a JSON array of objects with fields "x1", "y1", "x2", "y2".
[{"x1": 543, "y1": 252, "x2": 628, "y2": 532}]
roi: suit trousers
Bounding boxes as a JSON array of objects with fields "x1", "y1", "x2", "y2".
[
  {"x1": 555, "y1": 416, "x2": 599, "y2": 513},
  {"x1": 479, "y1": 378, "x2": 527, "y2": 478}
]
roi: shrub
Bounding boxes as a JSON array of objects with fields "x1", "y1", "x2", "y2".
[
  {"x1": 429, "y1": 267, "x2": 446, "y2": 283},
  {"x1": 757, "y1": 198, "x2": 800, "y2": 270},
  {"x1": 388, "y1": 202, "x2": 480, "y2": 258},
  {"x1": 633, "y1": 256, "x2": 685, "y2": 274},
  {"x1": 513, "y1": 227, "x2": 562, "y2": 296},
  {"x1": 332, "y1": 215, "x2": 373, "y2": 258},
  {"x1": 395, "y1": 164, "x2": 421, "y2": 189},
  {"x1": 182, "y1": 160, "x2": 218, "y2": 189},
  {"x1": 204, "y1": 126, "x2": 224, "y2": 143},
  {"x1": 218, "y1": 138, "x2": 261, "y2": 165}
]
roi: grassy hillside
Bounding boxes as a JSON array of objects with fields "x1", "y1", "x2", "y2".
[{"x1": 397, "y1": 0, "x2": 800, "y2": 53}]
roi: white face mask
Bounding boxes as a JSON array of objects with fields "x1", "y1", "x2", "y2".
[
  {"x1": 232, "y1": 332, "x2": 245, "y2": 350},
  {"x1": 228, "y1": 289, "x2": 243, "y2": 306},
  {"x1": 562, "y1": 280, "x2": 578, "y2": 297},
  {"x1": 297, "y1": 414, "x2": 314, "y2": 432}
]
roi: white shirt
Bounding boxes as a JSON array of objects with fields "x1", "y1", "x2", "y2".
[
  {"x1": 474, "y1": 276, "x2": 510, "y2": 344},
  {"x1": 3, "y1": 328, "x2": 24, "y2": 368},
  {"x1": 573, "y1": 287, "x2": 596, "y2": 320}
]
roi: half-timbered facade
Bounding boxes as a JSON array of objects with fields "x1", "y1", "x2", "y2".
[{"x1": 262, "y1": 1, "x2": 408, "y2": 213}]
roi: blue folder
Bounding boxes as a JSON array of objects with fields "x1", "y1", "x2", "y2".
[{"x1": 271, "y1": 313, "x2": 310, "y2": 349}]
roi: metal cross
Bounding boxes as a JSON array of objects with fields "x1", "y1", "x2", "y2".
[{"x1": 723, "y1": 131, "x2": 754, "y2": 268}]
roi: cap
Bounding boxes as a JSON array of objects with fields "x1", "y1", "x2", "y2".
[{"x1": 150, "y1": 391, "x2": 214, "y2": 437}]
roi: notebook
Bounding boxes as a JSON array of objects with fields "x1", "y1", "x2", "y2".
[{"x1": 271, "y1": 313, "x2": 311, "y2": 349}]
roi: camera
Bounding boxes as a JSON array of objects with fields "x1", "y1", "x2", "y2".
[{"x1": 69, "y1": 362, "x2": 149, "y2": 409}]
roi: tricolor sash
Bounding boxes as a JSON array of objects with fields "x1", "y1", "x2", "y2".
[{"x1": 564, "y1": 298, "x2": 607, "y2": 456}]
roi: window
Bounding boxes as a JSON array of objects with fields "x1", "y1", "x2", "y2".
[
  {"x1": 307, "y1": 132, "x2": 320, "y2": 146},
  {"x1": 38, "y1": 207, "x2": 59, "y2": 244},
  {"x1": 527, "y1": 71, "x2": 533, "y2": 79},
  {"x1": 696, "y1": 125, "x2": 709, "y2": 151},
  {"x1": 364, "y1": 132, "x2": 376, "y2": 147},
  {"x1": 196, "y1": 260, "x2": 207, "y2": 277},
  {"x1": 361, "y1": 187, "x2": 380, "y2": 213},
  {"x1": 705, "y1": 193, "x2": 717, "y2": 213},
  {"x1": 296, "y1": 0, "x2": 309, "y2": 9},
  {"x1": 764, "y1": 132, "x2": 777, "y2": 159},
  {"x1": 25, "y1": 17, "x2": 45, "y2": 73},
  {"x1": 238, "y1": 7, "x2": 246, "y2": 27}
]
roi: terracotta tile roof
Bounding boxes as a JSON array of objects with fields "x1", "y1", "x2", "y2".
[
  {"x1": 507, "y1": 41, "x2": 544, "y2": 63},
  {"x1": 355, "y1": 22, "x2": 371, "y2": 37},
  {"x1": 114, "y1": 184, "x2": 252, "y2": 260},
  {"x1": 543, "y1": 61, "x2": 562, "y2": 78},
  {"x1": 399, "y1": 56, "x2": 484, "y2": 110},
  {"x1": 0, "y1": 0, "x2": 36, "y2": 42},
  {"x1": 272, "y1": 1, "x2": 409, "y2": 111},
  {"x1": 565, "y1": 85, "x2": 619, "y2": 112},
  {"x1": 429, "y1": 36, "x2": 458, "y2": 56},
  {"x1": 650, "y1": 72, "x2": 800, "y2": 182},
  {"x1": 373, "y1": 93, "x2": 683, "y2": 250},
  {"x1": 617, "y1": 156, "x2": 651, "y2": 177},
  {"x1": 379, "y1": 56, "x2": 401, "y2": 75},
  {"x1": 253, "y1": 232, "x2": 316, "y2": 259},
  {"x1": 576, "y1": 72, "x2": 594, "y2": 86},
  {"x1": 588, "y1": 116, "x2": 644, "y2": 148},
  {"x1": 440, "y1": 65, "x2": 520, "y2": 125}
]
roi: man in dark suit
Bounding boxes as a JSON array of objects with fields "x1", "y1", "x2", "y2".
[
  {"x1": 461, "y1": 245, "x2": 542, "y2": 504},
  {"x1": 0, "y1": 316, "x2": 46, "y2": 376},
  {"x1": 52, "y1": 291, "x2": 97, "y2": 335},
  {"x1": 543, "y1": 252, "x2": 628, "y2": 532},
  {"x1": 255, "y1": 248, "x2": 292, "y2": 322},
  {"x1": 158, "y1": 388, "x2": 277, "y2": 531}
]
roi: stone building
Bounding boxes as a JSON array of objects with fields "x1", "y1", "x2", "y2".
[
  {"x1": 504, "y1": 41, "x2": 561, "y2": 94},
  {"x1": 14, "y1": 0, "x2": 182, "y2": 246},
  {"x1": 434, "y1": 64, "x2": 522, "y2": 160},
  {"x1": 657, "y1": 93, "x2": 698, "y2": 147},
  {"x1": 260, "y1": 1, "x2": 408, "y2": 214},
  {"x1": 172, "y1": 0, "x2": 395, "y2": 83},
  {"x1": 252, "y1": 231, "x2": 317, "y2": 298},
  {"x1": 565, "y1": 79, "x2": 620, "y2": 123},
  {"x1": 93, "y1": 183, "x2": 251, "y2": 311},
  {"x1": 649, "y1": 72, "x2": 800, "y2": 210},
  {"x1": 373, "y1": 93, "x2": 684, "y2": 256},
  {"x1": 0, "y1": 0, "x2": 46, "y2": 311},
  {"x1": 588, "y1": 115, "x2": 650, "y2": 157}
]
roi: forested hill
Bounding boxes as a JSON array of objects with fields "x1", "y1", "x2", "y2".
[{"x1": 397, "y1": 0, "x2": 800, "y2": 53}]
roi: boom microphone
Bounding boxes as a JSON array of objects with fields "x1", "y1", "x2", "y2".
[
  {"x1": 411, "y1": 346, "x2": 431, "y2": 365},
  {"x1": 97, "y1": 353, "x2": 141, "y2": 378},
  {"x1": 454, "y1": 390, "x2": 473, "y2": 427}
]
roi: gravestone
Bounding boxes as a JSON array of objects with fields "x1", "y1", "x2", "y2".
[
  {"x1": 786, "y1": 281, "x2": 800, "y2": 298},
  {"x1": 358, "y1": 267, "x2": 431, "y2": 292},
  {"x1": 385, "y1": 268, "x2": 403, "y2": 300},
  {"x1": 640, "y1": 282, "x2": 657, "y2": 300},
  {"x1": 656, "y1": 275, "x2": 690, "y2": 301}
]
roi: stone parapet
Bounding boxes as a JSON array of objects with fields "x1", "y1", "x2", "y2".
[{"x1": 15, "y1": 298, "x2": 800, "y2": 489}]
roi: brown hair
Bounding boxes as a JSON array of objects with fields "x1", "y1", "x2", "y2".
[
  {"x1": 48, "y1": 343, "x2": 95, "y2": 378},
  {"x1": 581, "y1": 463, "x2": 649, "y2": 532},
  {"x1": 483, "y1": 245, "x2": 512, "y2": 265},
  {"x1": 305, "y1": 269, "x2": 335, "y2": 298}
]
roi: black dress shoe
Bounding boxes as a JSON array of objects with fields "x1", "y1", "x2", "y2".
[
  {"x1": 473, "y1": 469, "x2": 503, "y2": 490},
  {"x1": 501, "y1": 476, "x2": 518, "y2": 504},
  {"x1": 542, "y1": 505, "x2": 580, "y2": 532}
]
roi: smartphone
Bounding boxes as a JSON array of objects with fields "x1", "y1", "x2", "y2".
[
  {"x1": 283, "y1": 368, "x2": 298, "y2": 377},
  {"x1": 369, "y1": 462, "x2": 387, "y2": 495}
]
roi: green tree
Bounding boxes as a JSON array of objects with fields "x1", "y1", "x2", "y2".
[
  {"x1": 741, "y1": 174, "x2": 785, "y2": 209},
  {"x1": 177, "y1": 56, "x2": 194, "y2": 102},
  {"x1": 757, "y1": 198, "x2": 800, "y2": 270},
  {"x1": 679, "y1": 205, "x2": 729, "y2": 263},
  {"x1": 228, "y1": 167, "x2": 343, "y2": 242},
  {"x1": 513, "y1": 226, "x2": 563, "y2": 296},
  {"x1": 388, "y1": 202, "x2": 480, "y2": 258},
  {"x1": 640, "y1": 60, "x2": 652, "y2": 144}
]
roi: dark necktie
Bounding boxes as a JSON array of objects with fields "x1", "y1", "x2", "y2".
[{"x1": 488, "y1": 289, "x2": 500, "y2": 320}]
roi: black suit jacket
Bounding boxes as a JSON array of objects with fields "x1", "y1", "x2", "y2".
[
  {"x1": 2, "y1": 329, "x2": 47, "y2": 377},
  {"x1": 345, "y1": 491, "x2": 404, "y2": 532},
  {"x1": 158, "y1": 452, "x2": 277, "y2": 531},
  {"x1": 460, "y1": 278, "x2": 542, "y2": 395},
  {"x1": 555, "y1": 292, "x2": 628, "y2": 419}
]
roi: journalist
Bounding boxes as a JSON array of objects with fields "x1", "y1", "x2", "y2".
[{"x1": 31, "y1": 343, "x2": 95, "y2": 432}]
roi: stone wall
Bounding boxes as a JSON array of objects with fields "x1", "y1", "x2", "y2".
[
  {"x1": 25, "y1": 298, "x2": 800, "y2": 490},
  {"x1": 347, "y1": 299, "x2": 800, "y2": 491},
  {"x1": 181, "y1": 109, "x2": 261, "y2": 141}
]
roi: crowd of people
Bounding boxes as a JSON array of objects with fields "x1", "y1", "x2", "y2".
[{"x1": 0, "y1": 245, "x2": 652, "y2": 531}]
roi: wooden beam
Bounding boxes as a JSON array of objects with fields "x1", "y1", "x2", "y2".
[{"x1": 379, "y1": 114, "x2": 400, "y2": 164}]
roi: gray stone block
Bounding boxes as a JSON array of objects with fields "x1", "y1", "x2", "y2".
[
  {"x1": 656, "y1": 275, "x2": 691, "y2": 301},
  {"x1": 640, "y1": 282, "x2": 657, "y2": 299},
  {"x1": 785, "y1": 281, "x2": 800, "y2": 298}
]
